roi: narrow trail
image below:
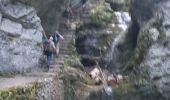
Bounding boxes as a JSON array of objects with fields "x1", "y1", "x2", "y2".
[
  {"x1": 0, "y1": 4, "x2": 77, "y2": 100},
  {"x1": 0, "y1": 5, "x2": 74, "y2": 90},
  {"x1": 0, "y1": 1, "x2": 96, "y2": 100}
]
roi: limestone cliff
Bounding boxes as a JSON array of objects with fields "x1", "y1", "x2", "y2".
[
  {"x1": 126, "y1": 0, "x2": 170, "y2": 99},
  {"x1": 0, "y1": 0, "x2": 43, "y2": 74}
]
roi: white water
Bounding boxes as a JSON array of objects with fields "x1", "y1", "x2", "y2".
[
  {"x1": 115, "y1": 11, "x2": 131, "y2": 31},
  {"x1": 104, "y1": 12, "x2": 131, "y2": 64}
]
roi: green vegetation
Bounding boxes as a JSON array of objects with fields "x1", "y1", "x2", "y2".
[
  {"x1": 0, "y1": 71, "x2": 19, "y2": 77},
  {"x1": 97, "y1": 34, "x2": 115, "y2": 54},
  {"x1": 90, "y1": 4, "x2": 114, "y2": 27},
  {"x1": 64, "y1": 55, "x2": 84, "y2": 70},
  {"x1": 64, "y1": 37, "x2": 84, "y2": 70},
  {"x1": 0, "y1": 83, "x2": 38, "y2": 100},
  {"x1": 125, "y1": 17, "x2": 164, "y2": 70},
  {"x1": 116, "y1": 79, "x2": 133, "y2": 94},
  {"x1": 152, "y1": 19, "x2": 165, "y2": 40}
]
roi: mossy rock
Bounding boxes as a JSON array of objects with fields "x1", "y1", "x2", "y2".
[
  {"x1": 90, "y1": 4, "x2": 115, "y2": 27},
  {"x1": 97, "y1": 33, "x2": 115, "y2": 54},
  {"x1": 125, "y1": 17, "x2": 165, "y2": 70},
  {"x1": 63, "y1": 67, "x2": 104, "y2": 100},
  {"x1": 64, "y1": 55, "x2": 84, "y2": 70},
  {"x1": 0, "y1": 83, "x2": 38, "y2": 100},
  {"x1": 0, "y1": 71, "x2": 19, "y2": 77}
]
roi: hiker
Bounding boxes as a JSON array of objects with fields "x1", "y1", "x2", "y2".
[
  {"x1": 62, "y1": 5, "x2": 74, "y2": 25},
  {"x1": 43, "y1": 37, "x2": 55, "y2": 66},
  {"x1": 63, "y1": 6, "x2": 73, "y2": 18},
  {"x1": 51, "y1": 30, "x2": 64, "y2": 57}
]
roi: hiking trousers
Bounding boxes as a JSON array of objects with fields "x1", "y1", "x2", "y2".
[
  {"x1": 47, "y1": 52, "x2": 52, "y2": 66},
  {"x1": 55, "y1": 42, "x2": 60, "y2": 57}
]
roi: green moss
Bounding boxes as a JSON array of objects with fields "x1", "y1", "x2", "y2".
[
  {"x1": 116, "y1": 79, "x2": 133, "y2": 94},
  {"x1": 151, "y1": 17, "x2": 165, "y2": 40},
  {"x1": 0, "y1": 71, "x2": 18, "y2": 77},
  {"x1": 125, "y1": 17, "x2": 164, "y2": 70},
  {"x1": 0, "y1": 68, "x2": 32, "y2": 77},
  {"x1": 0, "y1": 83, "x2": 38, "y2": 100},
  {"x1": 64, "y1": 37, "x2": 84, "y2": 70},
  {"x1": 64, "y1": 55, "x2": 84, "y2": 70}
]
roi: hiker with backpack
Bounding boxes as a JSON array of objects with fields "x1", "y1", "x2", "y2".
[
  {"x1": 43, "y1": 36, "x2": 55, "y2": 66},
  {"x1": 51, "y1": 30, "x2": 64, "y2": 57}
]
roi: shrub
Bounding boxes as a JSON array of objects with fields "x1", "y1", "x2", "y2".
[{"x1": 90, "y1": 4, "x2": 114, "y2": 27}]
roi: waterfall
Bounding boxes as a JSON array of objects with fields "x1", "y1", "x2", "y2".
[{"x1": 104, "y1": 11, "x2": 131, "y2": 66}]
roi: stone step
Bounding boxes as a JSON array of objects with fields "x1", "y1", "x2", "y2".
[
  {"x1": 63, "y1": 37, "x2": 73, "y2": 40},
  {"x1": 25, "y1": 72, "x2": 56, "y2": 77},
  {"x1": 59, "y1": 27, "x2": 75, "y2": 32},
  {"x1": 50, "y1": 64, "x2": 63, "y2": 68},
  {"x1": 60, "y1": 51, "x2": 70, "y2": 54},
  {"x1": 57, "y1": 54, "x2": 69, "y2": 58},
  {"x1": 60, "y1": 45, "x2": 69, "y2": 48},
  {"x1": 60, "y1": 49, "x2": 70, "y2": 52},
  {"x1": 55, "y1": 60, "x2": 64, "y2": 65},
  {"x1": 60, "y1": 47, "x2": 69, "y2": 50},
  {"x1": 60, "y1": 44, "x2": 70, "y2": 47},
  {"x1": 62, "y1": 40, "x2": 72, "y2": 43},
  {"x1": 48, "y1": 68, "x2": 62, "y2": 73},
  {"x1": 62, "y1": 32, "x2": 74, "y2": 35},
  {"x1": 63, "y1": 35, "x2": 73, "y2": 38}
]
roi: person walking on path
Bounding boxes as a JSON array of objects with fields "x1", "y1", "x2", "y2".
[
  {"x1": 43, "y1": 36, "x2": 55, "y2": 67},
  {"x1": 51, "y1": 30, "x2": 64, "y2": 57}
]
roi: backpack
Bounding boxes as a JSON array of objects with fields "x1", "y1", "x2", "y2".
[
  {"x1": 43, "y1": 40, "x2": 53, "y2": 54},
  {"x1": 52, "y1": 33, "x2": 60, "y2": 43}
]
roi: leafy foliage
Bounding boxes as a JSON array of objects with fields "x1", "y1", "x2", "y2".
[{"x1": 90, "y1": 4, "x2": 114, "y2": 27}]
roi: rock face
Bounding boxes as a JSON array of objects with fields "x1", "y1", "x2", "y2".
[
  {"x1": 75, "y1": 1, "x2": 131, "y2": 67},
  {"x1": 11, "y1": 0, "x2": 66, "y2": 35},
  {"x1": 129, "y1": 0, "x2": 170, "y2": 99},
  {"x1": 75, "y1": 2, "x2": 115, "y2": 66},
  {"x1": 0, "y1": 1, "x2": 43, "y2": 73},
  {"x1": 30, "y1": 0, "x2": 66, "y2": 35}
]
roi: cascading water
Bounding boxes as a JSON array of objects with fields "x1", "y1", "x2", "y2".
[{"x1": 104, "y1": 11, "x2": 131, "y2": 67}]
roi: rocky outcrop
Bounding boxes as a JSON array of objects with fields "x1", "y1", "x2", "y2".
[
  {"x1": 106, "y1": 0, "x2": 130, "y2": 11},
  {"x1": 127, "y1": 0, "x2": 170, "y2": 99},
  {"x1": 0, "y1": 1, "x2": 43, "y2": 73},
  {"x1": 11, "y1": 0, "x2": 66, "y2": 35},
  {"x1": 75, "y1": 2, "x2": 131, "y2": 67}
]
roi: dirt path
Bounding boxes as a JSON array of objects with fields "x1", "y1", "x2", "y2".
[
  {"x1": 0, "y1": 76, "x2": 45, "y2": 90},
  {"x1": 0, "y1": 2, "x2": 81, "y2": 100}
]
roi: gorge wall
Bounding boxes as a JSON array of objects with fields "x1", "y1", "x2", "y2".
[
  {"x1": 0, "y1": 0, "x2": 43, "y2": 74},
  {"x1": 123, "y1": 0, "x2": 170, "y2": 99},
  {"x1": 1, "y1": 0, "x2": 170, "y2": 100}
]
